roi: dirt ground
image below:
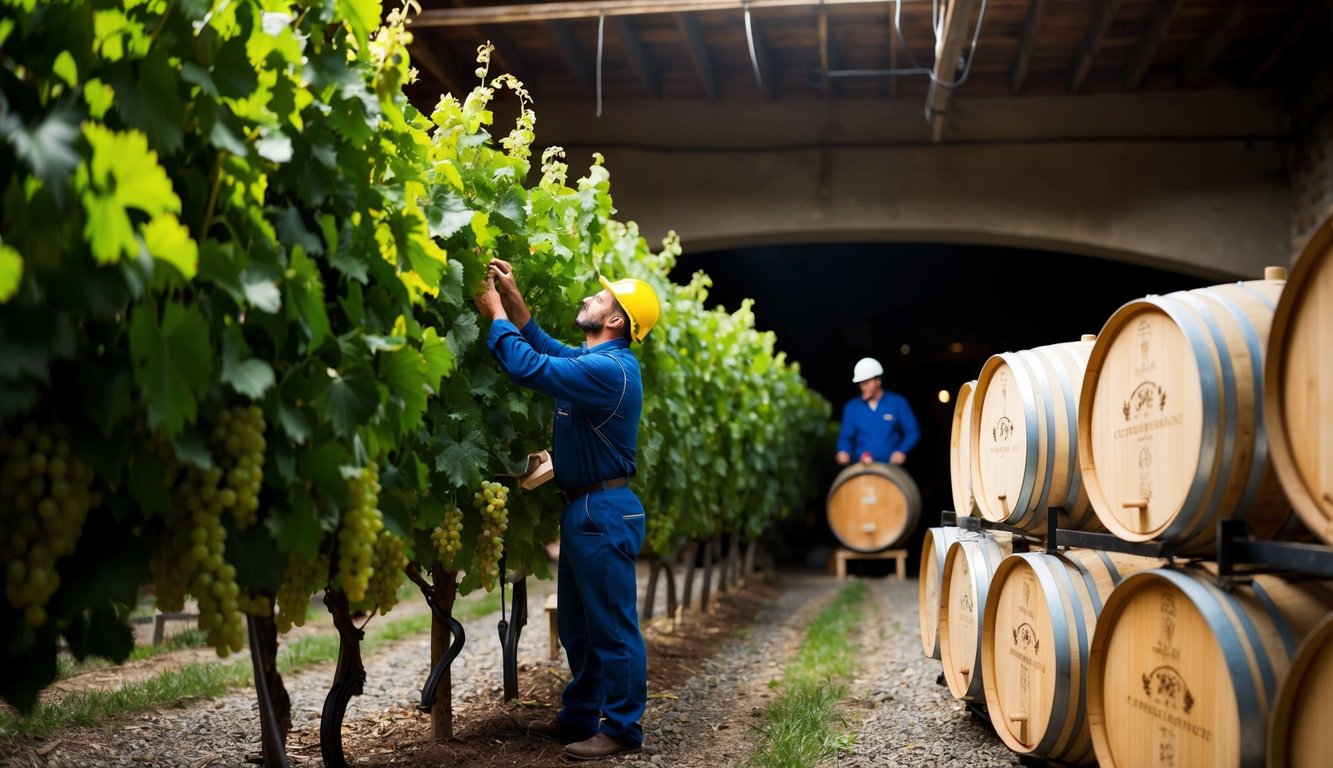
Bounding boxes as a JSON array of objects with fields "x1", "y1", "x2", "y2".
[{"x1": 297, "y1": 580, "x2": 783, "y2": 767}]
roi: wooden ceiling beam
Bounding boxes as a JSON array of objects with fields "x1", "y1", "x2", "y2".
[
  {"x1": 1123, "y1": 0, "x2": 1183, "y2": 91},
  {"x1": 1009, "y1": 0, "x2": 1047, "y2": 96},
  {"x1": 414, "y1": 0, "x2": 923, "y2": 28},
  {"x1": 548, "y1": 19, "x2": 596, "y2": 94},
  {"x1": 677, "y1": 13, "x2": 719, "y2": 101},
  {"x1": 614, "y1": 16, "x2": 662, "y2": 97},
  {"x1": 928, "y1": 0, "x2": 982, "y2": 142},
  {"x1": 1179, "y1": 3, "x2": 1245, "y2": 89},
  {"x1": 1068, "y1": 0, "x2": 1122, "y2": 94}
]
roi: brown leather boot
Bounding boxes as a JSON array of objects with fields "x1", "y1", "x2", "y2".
[
  {"x1": 564, "y1": 733, "x2": 641, "y2": 761},
  {"x1": 525, "y1": 717, "x2": 596, "y2": 744}
]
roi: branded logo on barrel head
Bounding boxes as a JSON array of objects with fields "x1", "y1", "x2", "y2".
[
  {"x1": 1012, "y1": 622, "x2": 1040, "y2": 653},
  {"x1": 1142, "y1": 666, "x2": 1194, "y2": 713},
  {"x1": 1123, "y1": 381, "x2": 1168, "y2": 421}
]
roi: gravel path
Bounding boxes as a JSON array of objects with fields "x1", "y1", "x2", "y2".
[{"x1": 9, "y1": 567, "x2": 1021, "y2": 768}]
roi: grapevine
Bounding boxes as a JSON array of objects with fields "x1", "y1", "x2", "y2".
[
  {"x1": 360, "y1": 532, "x2": 408, "y2": 616},
  {"x1": 431, "y1": 502, "x2": 465, "y2": 569},
  {"x1": 0, "y1": 422, "x2": 100, "y2": 627},
  {"x1": 275, "y1": 551, "x2": 326, "y2": 633},
  {"x1": 472, "y1": 480, "x2": 509, "y2": 591},
  {"x1": 210, "y1": 405, "x2": 266, "y2": 531},
  {"x1": 335, "y1": 463, "x2": 384, "y2": 604}
]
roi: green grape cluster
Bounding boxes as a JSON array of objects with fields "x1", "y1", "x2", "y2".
[
  {"x1": 0, "y1": 422, "x2": 101, "y2": 627},
  {"x1": 360, "y1": 532, "x2": 407, "y2": 616},
  {"x1": 335, "y1": 463, "x2": 383, "y2": 604},
  {"x1": 175, "y1": 464, "x2": 245, "y2": 656},
  {"x1": 472, "y1": 480, "x2": 509, "y2": 591},
  {"x1": 210, "y1": 405, "x2": 266, "y2": 530},
  {"x1": 275, "y1": 551, "x2": 326, "y2": 633},
  {"x1": 430, "y1": 503, "x2": 465, "y2": 568},
  {"x1": 238, "y1": 592, "x2": 272, "y2": 618}
]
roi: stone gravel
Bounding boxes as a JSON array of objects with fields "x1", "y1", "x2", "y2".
[{"x1": 9, "y1": 566, "x2": 1023, "y2": 768}]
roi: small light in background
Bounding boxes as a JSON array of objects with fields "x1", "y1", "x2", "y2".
[
  {"x1": 948, "y1": 341, "x2": 966, "y2": 354},
  {"x1": 938, "y1": 389, "x2": 951, "y2": 404},
  {"x1": 900, "y1": 343, "x2": 911, "y2": 355}
]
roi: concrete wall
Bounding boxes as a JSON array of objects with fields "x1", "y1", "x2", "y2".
[{"x1": 523, "y1": 90, "x2": 1294, "y2": 280}]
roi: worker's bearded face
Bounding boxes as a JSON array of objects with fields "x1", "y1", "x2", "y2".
[{"x1": 575, "y1": 295, "x2": 606, "y2": 333}]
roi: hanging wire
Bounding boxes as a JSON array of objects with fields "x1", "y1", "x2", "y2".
[
  {"x1": 596, "y1": 10, "x2": 605, "y2": 117},
  {"x1": 744, "y1": 0, "x2": 763, "y2": 93}
]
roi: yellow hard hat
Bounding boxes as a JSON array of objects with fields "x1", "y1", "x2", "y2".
[{"x1": 599, "y1": 275, "x2": 660, "y2": 342}]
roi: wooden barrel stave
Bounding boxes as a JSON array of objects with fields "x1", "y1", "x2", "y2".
[
  {"x1": 919, "y1": 525, "x2": 963, "y2": 660},
  {"x1": 1268, "y1": 610, "x2": 1333, "y2": 767},
  {"x1": 1265, "y1": 221, "x2": 1333, "y2": 546},
  {"x1": 971, "y1": 338, "x2": 1099, "y2": 534},
  {"x1": 982, "y1": 548, "x2": 1164, "y2": 765},
  {"x1": 1079, "y1": 272, "x2": 1289, "y2": 555},
  {"x1": 950, "y1": 380, "x2": 980, "y2": 518},
  {"x1": 1087, "y1": 566, "x2": 1333, "y2": 768},
  {"x1": 939, "y1": 531, "x2": 1014, "y2": 701}
]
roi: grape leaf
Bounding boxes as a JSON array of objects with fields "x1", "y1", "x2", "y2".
[
  {"x1": 128, "y1": 300, "x2": 213, "y2": 438},
  {"x1": 320, "y1": 361, "x2": 378, "y2": 439},
  {"x1": 381, "y1": 346, "x2": 427, "y2": 432},
  {"x1": 140, "y1": 215, "x2": 198, "y2": 279},
  {"x1": 0, "y1": 244, "x2": 21, "y2": 302},
  {"x1": 434, "y1": 427, "x2": 486, "y2": 489},
  {"x1": 221, "y1": 327, "x2": 276, "y2": 398}
]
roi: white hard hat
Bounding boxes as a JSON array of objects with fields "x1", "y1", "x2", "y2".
[{"x1": 852, "y1": 357, "x2": 884, "y2": 383}]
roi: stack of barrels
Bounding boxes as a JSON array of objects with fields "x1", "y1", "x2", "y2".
[{"x1": 918, "y1": 221, "x2": 1333, "y2": 768}]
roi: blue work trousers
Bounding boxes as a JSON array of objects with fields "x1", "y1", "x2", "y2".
[{"x1": 554, "y1": 485, "x2": 647, "y2": 746}]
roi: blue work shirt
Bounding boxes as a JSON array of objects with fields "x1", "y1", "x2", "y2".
[
  {"x1": 486, "y1": 317, "x2": 641, "y2": 491},
  {"x1": 836, "y1": 392, "x2": 920, "y2": 463}
]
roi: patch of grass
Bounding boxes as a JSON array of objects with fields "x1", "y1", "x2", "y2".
[
  {"x1": 744, "y1": 581, "x2": 869, "y2": 768},
  {"x1": 0, "y1": 588, "x2": 503, "y2": 740}
]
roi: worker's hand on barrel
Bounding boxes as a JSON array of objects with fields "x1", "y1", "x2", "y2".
[
  {"x1": 860, "y1": 451, "x2": 873, "y2": 465},
  {"x1": 835, "y1": 450, "x2": 851, "y2": 466},
  {"x1": 890, "y1": 451, "x2": 906, "y2": 466}
]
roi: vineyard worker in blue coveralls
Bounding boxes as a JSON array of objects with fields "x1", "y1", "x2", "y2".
[
  {"x1": 474, "y1": 257, "x2": 660, "y2": 761},
  {"x1": 835, "y1": 357, "x2": 921, "y2": 467}
]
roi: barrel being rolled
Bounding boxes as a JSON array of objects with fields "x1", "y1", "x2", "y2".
[
  {"x1": 939, "y1": 530, "x2": 1014, "y2": 701},
  {"x1": 825, "y1": 462, "x2": 922, "y2": 553},
  {"x1": 981, "y1": 548, "x2": 1165, "y2": 765},
  {"x1": 919, "y1": 525, "x2": 963, "y2": 660},
  {"x1": 1078, "y1": 268, "x2": 1292, "y2": 555},
  {"x1": 1087, "y1": 566, "x2": 1333, "y2": 768},
  {"x1": 970, "y1": 336, "x2": 1101, "y2": 534},
  {"x1": 1265, "y1": 221, "x2": 1333, "y2": 546},
  {"x1": 950, "y1": 380, "x2": 980, "y2": 518}
]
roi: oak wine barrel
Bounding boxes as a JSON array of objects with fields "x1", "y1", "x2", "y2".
[
  {"x1": 1078, "y1": 267, "x2": 1291, "y2": 555},
  {"x1": 1268, "y1": 610, "x2": 1333, "y2": 767},
  {"x1": 1087, "y1": 566, "x2": 1333, "y2": 768},
  {"x1": 1265, "y1": 219, "x2": 1333, "y2": 546},
  {"x1": 981, "y1": 548, "x2": 1165, "y2": 765},
  {"x1": 950, "y1": 379, "x2": 980, "y2": 518},
  {"x1": 970, "y1": 336, "x2": 1102, "y2": 534},
  {"x1": 938, "y1": 530, "x2": 1014, "y2": 701},
  {"x1": 919, "y1": 525, "x2": 963, "y2": 660},
  {"x1": 825, "y1": 462, "x2": 922, "y2": 553}
]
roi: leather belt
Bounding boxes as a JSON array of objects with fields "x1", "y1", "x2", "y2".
[{"x1": 558, "y1": 476, "x2": 628, "y2": 504}]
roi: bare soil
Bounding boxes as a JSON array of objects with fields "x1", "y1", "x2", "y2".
[{"x1": 301, "y1": 580, "x2": 783, "y2": 767}]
